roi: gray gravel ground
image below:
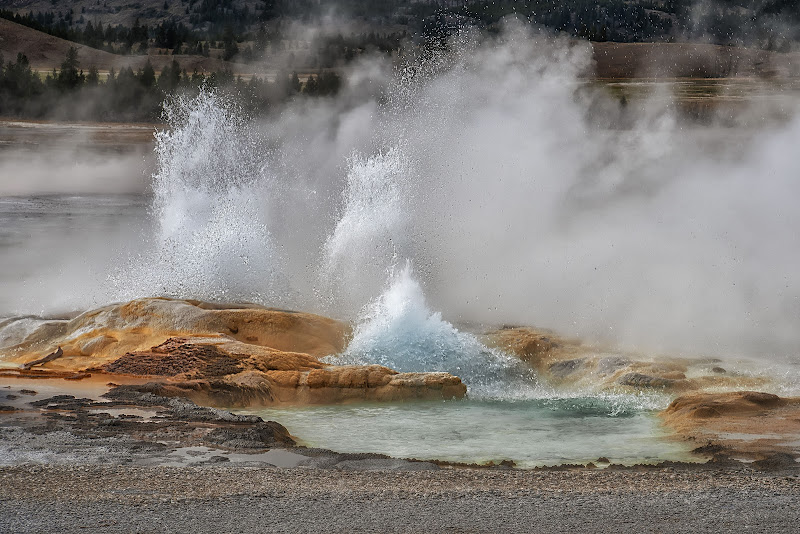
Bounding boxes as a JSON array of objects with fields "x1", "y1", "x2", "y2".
[{"x1": 2, "y1": 465, "x2": 799, "y2": 533}]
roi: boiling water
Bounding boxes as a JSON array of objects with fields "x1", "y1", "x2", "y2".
[
  {"x1": 328, "y1": 263, "x2": 540, "y2": 400},
  {"x1": 246, "y1": 397, "x2": 695, "y2": 467}
]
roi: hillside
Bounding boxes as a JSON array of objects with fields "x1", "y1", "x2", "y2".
[
  {"x1": 5, "y1": 0, "x2": 800, "y2": 48},
  {"x1": 0, "y1": 18, "x2": 255, "y2": 74},
  {"x1": 4, "y1": 17, "x2": 799, "y2": 81},
  {"x1": 592, "y1": 42, "x2": 800, "y2": 79},
  {"x1": 2, "y1": 0, "x2": 264, "y2": 30}
]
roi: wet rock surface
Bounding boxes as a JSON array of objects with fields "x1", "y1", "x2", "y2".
[
  {"x1": 662, "y1": 391, "x2": 800, "y2": 462},
  {"x1": 0, "y1": 384, "x2": 445, "y2": 472},
  {"x1": 0, "y1": 298, "x2": 467, "y2": 405},
  {"x1": 616, "y1": 372, "x2": 684, "y2": 389},
  {"x1": 484, "y1": 327, "x2": 773, "y2": 394}
]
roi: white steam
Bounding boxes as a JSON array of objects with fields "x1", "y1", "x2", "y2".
[{"x1": 3, "y1": 22, "x2": 799, "y2": 363}]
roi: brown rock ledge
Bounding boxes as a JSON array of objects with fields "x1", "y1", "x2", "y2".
[
  {"x1": 0, "y1": 298, "x2": 466, "y2": 406},
  {"x1": 484, "y1": 327, "x2": 771, "y2": 393},
  {"x1": 2, "y1": 297, "x2": 350, "y2": 367},
  {"x1": 661, "y1": 391, "x2": 800, "y2": 463}
]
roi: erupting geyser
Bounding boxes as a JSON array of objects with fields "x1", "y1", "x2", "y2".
[
  {"x1": 329, "y1": 262, "x2": 540, "y2": 399},
  {"x1": 109, "y1": 91, "x2": 287, "y2": 306},
  {"x1": 103, "y1": 25, "x2": 800, "y2": 363},
  {"x1": 3, "y1": 24, "x2": 799, "y2": 390}
]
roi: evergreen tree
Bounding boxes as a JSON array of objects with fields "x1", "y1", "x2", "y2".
[
  {"x1": 222, "y1": 25, "x2": 239, "y2": 61},
  {"x1": 86, "y1": 64, "x2": 100, "y2": 85},
  {"x1": 57, "y1": 46, "x2": 82, "y2": 89},
  {"x1": 139, "y1": 59, "x2": 156, "y2": 87},
  {"x1": 303, "y1": 73, "x2": 318, "y2": 95},
  {"x1": 289, "y1": 71, "x2": 301, "y2": 94}
]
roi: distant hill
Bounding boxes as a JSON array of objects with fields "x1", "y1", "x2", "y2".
[
  {"x1": 2, "y1": 0, "x2": 264, "y2": 31},
  {"x1": 592, "y1": 42, "x2": 800, "y2": 79},
  {"x1": 3, "y1": 15, "x2": 799, "y2": 80},
  {"x1": 0, "y1": 18, "x2": 257, "y2": 75}
]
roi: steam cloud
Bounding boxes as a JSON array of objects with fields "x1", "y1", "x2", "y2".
[{"x1": 5, "y1": 22, "x2": 800, "y2": 361}]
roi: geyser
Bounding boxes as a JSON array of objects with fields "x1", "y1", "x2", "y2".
[
  {"x1": 328, "y1": 263, "x2": 540, "y2": 399},
  {"x1": 3, "y1": 23, "x2": 798, "y2": 365},
  {"x1": 108, "y1": 91, "x2": 289, "y2": 306}
]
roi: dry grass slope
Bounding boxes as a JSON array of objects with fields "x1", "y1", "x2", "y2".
[{"x1": 0, "y1": 18, "x2": 253, "y2": 74}]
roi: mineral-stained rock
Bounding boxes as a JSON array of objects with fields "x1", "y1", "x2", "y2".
[
  {"x1": 664, "y1": 391, "x2": 786, "y2": 420},
  {"x1": 661, "y1": 391, "x2": 800, "y2": 463},
  {"x1": 616, "y1": 372, "x2": 685, "y2": 389},
  {"x1": 103, "y1": 338, "x2": 245, "y2": 378},
  {"x1": 483, "y1": 327, "x2": 564, "y2": 369},
  {"x1": 0, "y1": 298, "x2": 468, "y2": 406},
  {"x1": 1, "y1": 297, "x2": 350, "y2": 368},
  {"x1": 596, "y1": 356, "x2": 632, "y2": 375},
  {"x1": 548, "y1": 358, "x2": 585, "y2": 378},
  {"x1": 107, "y1": 364, "x2": 467, "y2": 407},
  {"x1": 483, "y1": 327, "x2": 770, "y2": 394}
]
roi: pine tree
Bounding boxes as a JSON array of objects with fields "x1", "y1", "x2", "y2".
[
  {"x1": 86, "y1": 64, "x2": 100, "y2": 85},
  {"x1": 58, "y1": 46, "x2": 82, "y2": 89},
  {"x1": 139, "y1": 59, "x2": 156, "y2": 87}
]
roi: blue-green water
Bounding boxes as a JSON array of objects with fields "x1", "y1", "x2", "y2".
[{"x1": 245, "y1": 396, "x2": 696, "y2": 467}]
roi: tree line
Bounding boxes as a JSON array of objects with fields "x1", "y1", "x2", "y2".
[
  {"x1": 5, "y1": 1, "x2": 798, "y2": 58},
  {"x1": 0, "y1": 47, "x2": 342, "y2": 122},
  {"x1": 1, "y1": 8, "x2": 408, "y2": 66}
]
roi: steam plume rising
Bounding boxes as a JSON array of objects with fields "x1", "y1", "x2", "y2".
[{"x1": 7, "y1": 22, "x2": 795, "y2": 362}]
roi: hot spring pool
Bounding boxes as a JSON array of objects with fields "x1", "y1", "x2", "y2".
[{"x1": 241, "y1": 396, "x2": 697, "y2": 467}]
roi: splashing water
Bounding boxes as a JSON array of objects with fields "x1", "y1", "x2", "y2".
[
  {"x1": 109, "y1": 91, "x2": 288, "y2": 305},
  {"x1": 321, "y1": 144, "x2": 541, "y2": 399},
  {"x1": 321, "y1": 147, "x2": 410, "y2": 314},
  {"x1": 329, "y1": 263, "x2": 540, "y2": 400}
]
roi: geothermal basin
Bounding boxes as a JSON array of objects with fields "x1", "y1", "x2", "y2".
[{"x1": 2, "y1": 56, "x2": 800, "y2": 469}]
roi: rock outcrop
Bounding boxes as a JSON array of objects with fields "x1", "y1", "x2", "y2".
[
  {"x1": 1, "y1": 297, "x2": 350, "y2": 367},
  {"x1": 484, "y1": 327, "x2": 770, "y2": 394},
  {"x1": 662, "y1": 391, "x2": 800, "y2": 463},
  {"x1": 664, "y1": 391, "x2": 787, "y2": 423},
  {"x1": 0, "y1": 298, "x2": 466, "y2": 405}
]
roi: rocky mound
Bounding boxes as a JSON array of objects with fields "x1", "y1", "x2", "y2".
[
  {"x1": 662, "y1": 391, "x2": 800, "y2": 463},
  {"x1": 484, "y1": 327, "x2": 770, "y2": 394},
  {"x1": 0, "y1": 297, "x2": 349, "y2": 366},
  {"x1": 0, "y1": 298, "x2": 466, "y2": 406},
  {"x1": 664, "y1": 391, "x2": 787, "y2": 422}
]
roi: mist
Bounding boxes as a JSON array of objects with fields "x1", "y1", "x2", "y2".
[
  {"x1": 4, "y1": 21, "x2": 799, "y2": 362},
  {"x1": 231, "y1": 23, "x2": 798, "y2": 360}
]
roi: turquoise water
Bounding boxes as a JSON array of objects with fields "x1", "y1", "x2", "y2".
[{"x1": 246, "y1": 396, "x2": 696, "y2": 467}]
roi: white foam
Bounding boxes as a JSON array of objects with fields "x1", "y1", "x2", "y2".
[{"x1": 329, "y1": 263, "x2": 540, "y2": 400}]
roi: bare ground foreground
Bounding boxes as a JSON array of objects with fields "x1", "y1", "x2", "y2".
[{"x1": 1, "y1": 465, "x2": 799, "y2": 533}]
